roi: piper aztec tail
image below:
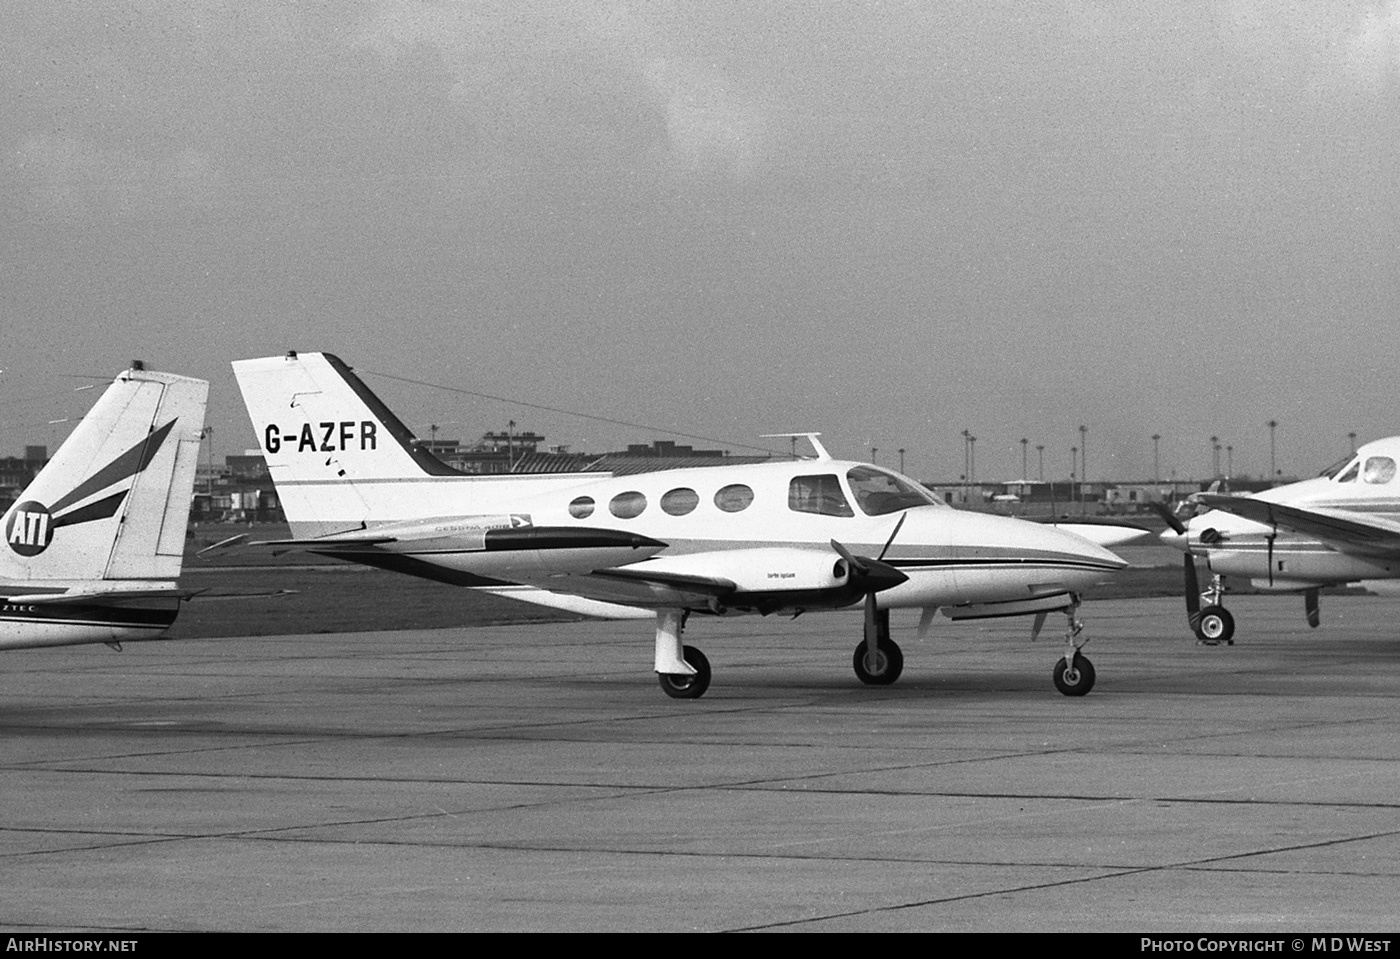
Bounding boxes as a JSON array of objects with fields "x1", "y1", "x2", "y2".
[
  {"x1": 231, "y1": 351, "x2": 1127, "y2": 698},
  {"x1": 2, "y1": 363, "x2": 208, "y2": 650},
  {"x1": 1158, "y1": 438, "x2": 1400, "y2": 644}
]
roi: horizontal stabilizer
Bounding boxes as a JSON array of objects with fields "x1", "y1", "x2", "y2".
[{"x1": 6, "y1": 586, "x2": 199, "y2": 605}]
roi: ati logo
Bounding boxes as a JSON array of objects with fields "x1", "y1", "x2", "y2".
[{"x1": 6, "y1": 501, "x2": 54, "y2": 556}]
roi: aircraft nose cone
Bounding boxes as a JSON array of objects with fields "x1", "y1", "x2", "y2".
[{"x1": 861, "y1": 557, "x2": 910, "y2": 593}]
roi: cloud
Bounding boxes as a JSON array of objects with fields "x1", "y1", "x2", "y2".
[
  {"x1": 1218, "y1": 0, "x2": 1400, "y2": 95},
  {"x1": 350, "y1": 0, "x2": 767, "y2": 183},
  {"x1": 1341, "y1": 0, "x2": 1400, "y2": 91},
  {"x1": 14, "y1": 132, "x2": 229, "y2": 219},
  {"x1": 640, "y1": 56, "x2": 763, "y2": 180}
]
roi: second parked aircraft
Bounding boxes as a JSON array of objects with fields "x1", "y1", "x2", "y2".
[{"x1": 231, "y1": 351, "x2": 1128, "y2": 699}]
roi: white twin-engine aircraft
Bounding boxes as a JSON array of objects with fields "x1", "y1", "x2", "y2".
[
  {"x1": 2, "y1": 364, "x2": 208, "y2": 650},
  {"x1": 1159, "y1": 438, "x2": 1400, "y2": 645},
  {"x1": 231, "y1": 352, "x2": 1128, "y2": 699}
]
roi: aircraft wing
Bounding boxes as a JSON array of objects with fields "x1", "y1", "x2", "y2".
[
  {"x1": 468, "y1": 584, "x2": 655, "y2": 620},
  {"x1": 1195, "y1": 493, "x2": 1400, "y2": 557},
  {"x1": 1044, "y1": 519, "x2": 1152, "y2": 548},
  {"x1": 592, "y1": 566, "x2": 738, "y2": 596}
]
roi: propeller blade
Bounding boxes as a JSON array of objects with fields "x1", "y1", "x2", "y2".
[
  {"x1": 830, "y1": 539, "x2": 866, "y2": 575},
  {"x1": 876, "y1": 512, "x2": 908, "y2": 562},
  {"x1": 917, "y1": 606, "x2": 936, "y2": 639},
  {"x1": 1184, "y1": 554, "x2": 1202, "y2": 631},
  {"x1": 1150, "y1": 501, "x2": 1188, "y2": 536},
  {"x1": 1305, "y1": 588, "x2": 1320, "y2": 628}
]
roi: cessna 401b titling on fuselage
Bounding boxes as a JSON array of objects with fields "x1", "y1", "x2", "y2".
[
  {"x1": 1159, "y1": 437, "x2": 1400, "y2": 644},
  {"x1": 231, "y1": 352, "x2": 1128, "y2": 699}
]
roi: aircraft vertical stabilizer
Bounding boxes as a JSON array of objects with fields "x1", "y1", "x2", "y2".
[{"x1": 1, "y1": 367, "x2": 209, "y2": 584}]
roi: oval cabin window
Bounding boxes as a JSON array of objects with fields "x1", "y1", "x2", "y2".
[
  {"x1": 661, "y1": 488, "x2": 699, "y2": 516},
  {"x1": 609, "y1": 491, "x2": 647, "y2": 519},
  {"x1": 568, "y1": 496, "x2": 595, "y2": 519},
  {"x1": 714, "y1": 484, "x2": 754, "y2": 513}
]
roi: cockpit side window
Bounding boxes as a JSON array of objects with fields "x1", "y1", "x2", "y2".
[
  {"x1": 1364, "y1": 456, "x2": 1396, "y2": 485},
  {"x1": 1337, "y1": 461, "x2": 1360, "y2": 483},
  {"x1": 846, "y1": 466, "x2": 940, "y2": 515},
  {"x1": 788, "y1": 474, "x2": 854, "y2": 517}
]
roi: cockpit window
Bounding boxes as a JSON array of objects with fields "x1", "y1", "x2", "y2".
[
  {"x1": 1364, "y1": 457, "x2": 1396, "y2": 485},
  {"x1": 789, "y1": 474, "x2": 854, "y2": 517},
  {"x1": 846, "y1": 466, "x2": 940, "y2": 515},
  {"x1": 1337, "y1": 461, "x2": 1360, "y2": 483}
]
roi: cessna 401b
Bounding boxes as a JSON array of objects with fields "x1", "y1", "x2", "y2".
[
  {"x1": 2, "y1": 363, "x2": 208, "y2": 650},
  {"x1": 1159, "y1": 437, "x2": 1400, "y2": 644},
  {"x1": 231, "y1": 351, "x2": 1128, "y2": 699}
]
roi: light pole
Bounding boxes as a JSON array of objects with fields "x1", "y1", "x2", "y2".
[
  {"x1": 1020, "y1": 438, "x2": 1028, "y2": 481},
  {"x1": 1078, "y1": 425, "x2": 1087, "y2": 486},
  {"x1": 1036, "y1": 444, "x2": 1045, "y2": 482},
  {"x1": 1348, "y1": 431, "x2": 1357, "y2": 454},
  {"x1": 898, "y1": 448, "x2": 905, "y2": 474},
  {"x1": 1268, "y1": 420, "x2": 1278, "y2": 482},
  {"x1": 1226, "y1": 444, "x2": 1233, "y2": 478},
  {"x1": 200, "y1": 426, "x2": 214, "y2": 497},
  {"x1": 1210, "y1": 435, "x2": 1220, "y2": 479},
  {"x1": 962, "y1": 430, "x2": 971, "y2": 500},
  {"x1": 1151, "y1": 433, "x2": 1161, "y2": 484}
]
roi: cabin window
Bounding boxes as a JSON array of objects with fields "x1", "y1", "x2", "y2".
[
  {"x1": 568, "y1": 496, "x2": 595, "y2": 519},
  {"x1": 847, "y1": 466, "x2": 939, "y2": 515},
  {"x1": 1364, "y1": 457, "x2": 1396, "y2": 485},
  {"x1": 714, "y1": 484, "x2": 754, "y2": 513},
  {"x1": 788, "y1": 474, "x2": 854, "y2": 517},
  {"x1": 661, "y1": 488, "x2": 699, "y2": 516},
  {"x1": 609, "y1": 491, "x2": 647, "y2": 519},
  {"x1": 1337, "y1": 461, "x2": 1360, "y2": 483}
]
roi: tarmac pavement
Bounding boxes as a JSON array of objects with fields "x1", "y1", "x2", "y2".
[{"x1": 1, "y1": 596, "x2": 1398, "y2": 932}]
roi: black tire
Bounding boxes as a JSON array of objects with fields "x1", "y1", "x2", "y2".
[
  {"x1": 1053, "y1": 652, "x2": 1096, "y2": 696},
  {"x1": 1196, "y1": 605, "x2": 1235, "y2": 645},
  {"x1": 658, "y1": 645, "x2": 711, "y2": 699},
  {"x1": 853, "y1": 637, "x2": 904, "y2": 686}
]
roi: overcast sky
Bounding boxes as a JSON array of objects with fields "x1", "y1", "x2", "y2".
[{"x1": 4, "y1": 1, "x2": 1399, "y2": 484}]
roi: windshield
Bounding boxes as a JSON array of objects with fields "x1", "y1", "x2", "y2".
[
  {"x1": 846, "y1": 466, "x2": 941, "y2": 515},
  {"x1": 1320, "y1": 455, "x2": 1357, "y2": 479}
]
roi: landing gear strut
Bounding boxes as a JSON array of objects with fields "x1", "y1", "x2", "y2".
[
  {"x1": 1195, "y1": 574, "x2": 1234, "y2": 645},
  {"x1": 1052, "y1": 599, "x2": 1095, "y2": 696},
  {"x1": 852, "y1": 607, "x2": 904, "y2": 685},
  {"x1": 654, "y1": 609, "x2": 712, "y2": 699}
]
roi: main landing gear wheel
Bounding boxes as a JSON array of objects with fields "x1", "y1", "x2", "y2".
[
  {"x1": 1053, "y1": 652, "x2": 1096, "y2": 697},
  {"x1": 658, "y1": 645, "x2": 711, "y2": 700},
  {"x1": 1195, "y1": 605, "x2": 1235, "y2": 646},
  {"x1": 853, "y1": 637, "x2": 904, "y2": 686}
]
